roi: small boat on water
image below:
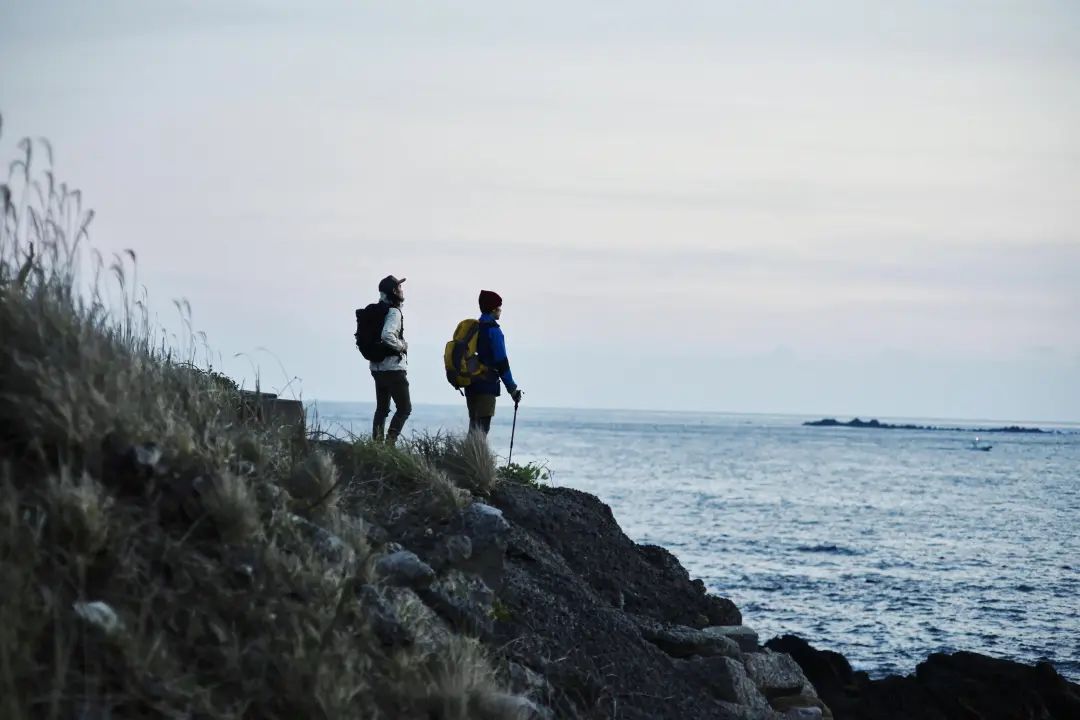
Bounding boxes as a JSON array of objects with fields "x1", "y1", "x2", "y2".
[{"x1": 970, "y1": 436, "x2": 992, "y2": 451}]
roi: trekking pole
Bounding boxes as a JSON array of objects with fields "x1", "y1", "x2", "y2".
[{"x1": 507, "y1": 401, "x2": 519, "y2": 468}]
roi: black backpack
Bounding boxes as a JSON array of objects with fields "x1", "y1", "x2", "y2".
[{"x1": 354, "y1": 302, "x2": 399, "y2": 362}]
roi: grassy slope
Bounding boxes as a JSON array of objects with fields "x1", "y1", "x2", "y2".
[{"x1": 0, "y1": 131, "x2": 528, "y2": 719}]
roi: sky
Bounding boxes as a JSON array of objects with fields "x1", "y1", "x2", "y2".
[{"x1": 2, "y1": 0, "x2": 1078, "y2": 422}]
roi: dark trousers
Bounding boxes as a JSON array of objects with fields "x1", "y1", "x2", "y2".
[
  {"x1": 466, "y1": 393, "x2": 496, "y2": 435},
  {"x1": 470, "y1": 415, "x2": 492, "y2": 435},
  {"x1": 372, "y1": 371, "x2": 411, "y2": 444}
]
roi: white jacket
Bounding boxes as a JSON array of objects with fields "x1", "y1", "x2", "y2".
[{"x1": 370, "y1": 293, "x2": 407, "y2": 372}]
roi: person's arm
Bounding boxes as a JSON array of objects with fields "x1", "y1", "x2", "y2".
[
  {"x1": 488, "y1": 325, "x2": 517, "y2": 391},
  {"x1": 380, "y1": 308, "x2": 406, "y2": 354}
]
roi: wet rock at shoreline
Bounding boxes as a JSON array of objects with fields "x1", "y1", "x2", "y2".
[{"x1": 767, "y1": 634, "x2": 1080, "y2": 719}]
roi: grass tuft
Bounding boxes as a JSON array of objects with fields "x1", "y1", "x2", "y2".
[
  {"x1": 201, "y1": 471, "x2": 261, "y2": 545},
  {"x1": 408, "y1": 430, "x2": 500, "y2": 496}
]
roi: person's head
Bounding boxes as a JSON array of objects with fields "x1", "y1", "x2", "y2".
[
  {"x1": 478, "y1": 290, "x2": 503, "y2": 318},
  {"x1": 378, "y1": 275, "x2": 406, "y2": 305}
]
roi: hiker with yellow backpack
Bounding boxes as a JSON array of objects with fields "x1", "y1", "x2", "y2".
[{"x1": 443, "y1": 290, "x2": 523, "y2": 435}]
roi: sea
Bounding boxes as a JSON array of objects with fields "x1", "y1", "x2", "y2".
[{"x1": 310, "y1": 401, "x2": 1080, "y2": 681}]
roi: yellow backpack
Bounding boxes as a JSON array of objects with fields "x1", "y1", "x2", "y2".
[{"x1": 444, "y1": 319, "x2": 492, "y2": 389}]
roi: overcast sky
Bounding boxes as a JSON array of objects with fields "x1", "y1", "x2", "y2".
[{"x1": 3, "y1": 0, "x2": 1078, "y2": 422}]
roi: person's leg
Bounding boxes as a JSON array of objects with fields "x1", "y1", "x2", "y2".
[
  {"x1": 372, "y1": 372, "x2": 391, "y2": 441},
  {"x1": 467, "y1": 394, "x2": 482, "y2": 434},
  {"x1": 468, "y1": 394, "x2": 496, "y2": 435},
  {"x1": 385, "y1": 371, "x2": 412, "y2": 445}
]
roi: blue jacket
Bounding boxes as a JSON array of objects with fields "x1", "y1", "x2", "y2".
[{"x1": 465, "y1": 313, "x2": 517, "y2": 397}]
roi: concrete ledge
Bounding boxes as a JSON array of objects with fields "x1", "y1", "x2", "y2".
[{"x1": 240, "y1": 391, "x2": 305, "y2": 429}]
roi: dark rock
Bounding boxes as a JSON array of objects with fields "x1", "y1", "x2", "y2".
[
  {"x1": 743, "y1": 649, "x2": 813, "y2": 699},
  {"x1": 459, "y1": 502, "x2": 510, "y2": 589},
  {"x1": 765, "y1": 635, "x2": 862, "y2": 714},
  {"x1": 415, "y1": 586, "x2": 492, "y2": 639},
  {"x1": 712, "y1": 656, "x2": 770, "y2": 709},
  {"x1": 705, "y1": 625, "x2": 760, "y2": 653},
  {"x1": 101, "y1": 434, "x2": 167, "y2": 495},
  {"x1": 632, "y1": 616, "x2": 742, "y2": 659},
  {"x1": 356, "y1": 584, "x2": 413, "y2": 648},
  {"x1": 766, "y1": 634, "x2": 1080, "y2": 720},
  {"x1": 910, "y1": 652, "x2": 1080, "y2": 720},
  {"x1": 72, "y1": 600, "x2": 124, "y2": 637},
  {"x1": 416, "y1": 570, "x2": 496, "y2": 640},
  {"x1": 363, "y1": 521, "x2": 389, "y2": 546},
  {"x1": 474, "y1": 692, "x2": 554, "y2": 720},
  {"x1": 491, "y1": 483, "x2": 741, "y2": 627},
  {"x1": 489, "y1": 484, "x2": 748, "y2": 719},
  {"x1": 131, "y1": 443, "x2": 163, "y2": 471},
  {"x1": 507, "y1": 661, "x2": 554, "y2": 705},
  {"x1": 157, "y1": 474, "x2": 205, "y2": 525},
  {"x1": 773, "y1": 701, "x2": 825, "y2": 720},
  {"x1": 288, "y1": 514, "x2": 354, "y2": 569},
  {"x1": 375, "y1": 550, "x2": 436, "y2": 590},
  {"x1": 444, "y1": 534, "x2": 473, "y2": 564},
  {"x1": 678, "y1": 655, "x2": 770, "y2": 709}
]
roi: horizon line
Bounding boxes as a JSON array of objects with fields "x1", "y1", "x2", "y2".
[{"x1": 301, "y1": 399, "x2": 1080, "y2": 428}]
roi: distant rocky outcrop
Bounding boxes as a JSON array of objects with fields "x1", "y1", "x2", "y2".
[{"x1": 804, "y1": 417, "x2": 1047, "y2": 433}]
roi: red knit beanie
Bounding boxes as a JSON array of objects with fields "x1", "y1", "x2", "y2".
[{"x1": 478, "y1": 290, "x2": 503, "y2": 313}]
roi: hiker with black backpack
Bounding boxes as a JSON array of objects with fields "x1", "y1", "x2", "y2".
[
  {"x1": 354, "y1": 275, "x2": 410, "y2": 444},
  {"x1": 463, "y1": 290, "x2": 522, "y2": 435}
]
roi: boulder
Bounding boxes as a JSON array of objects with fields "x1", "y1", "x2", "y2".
[
  {"x1": 474, "y1": 692, "x2": 554, "y2": 720},
  {"x1": 288, "y1": 514, "x2": 355, "y2": 569},
  {"x1": 911, "y1": 651, "x2": 1080, "y2": 720},
  {"x1": 633, "y1": 616, "x2": 742, "y2": 659},
  {"x1": 355, "y1": 584, "x2": 413, "y2": 648},
  {"x1": 767, "y1": 634, "x2": 1080, "y2": 720},
  {"x1": 374, "y1": 550, "x2": 436, "y2": 590},
  {"x1": 744, "y1": 649, "x2": 814, "y2": 699},
  {"x1": 73, "y1": 600, "x2": 124, "y2": 637},
  {"x1": 764, "y1": 635, "x2": 860, "y2": 708},
  {"x1": 460, "y1": 502, "x2": 510, "y2": 589},
  {"x1": 770, "y1": 694, "x2": 831, "y2": 719},
  {"x1": 444, "y1": 534, "x2": 473, "y2": 564},
  {"x1": 704, "y1": 625, "x2": 760, "y2": 653},
  {"x1": 507, "y1": 661, "x2": 553, "y2": 703},
  {"x1": 417, "y1": 569, "x2": 496, "y2": 639},
  {"x1": 491, "y1": 483, "x2": 742, "y2": 627},
  {"x1": 712, "y1": 656, "x2": 771, "y2": 709}
]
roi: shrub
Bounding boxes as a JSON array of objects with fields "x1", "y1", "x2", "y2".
[{"x1": 497, "y1": 461, "x2": 552, "y2": 488}]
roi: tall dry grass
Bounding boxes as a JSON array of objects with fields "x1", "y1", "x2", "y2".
[{"x1": 0, "y1": 123, "x2": 527, "y2": 719}]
